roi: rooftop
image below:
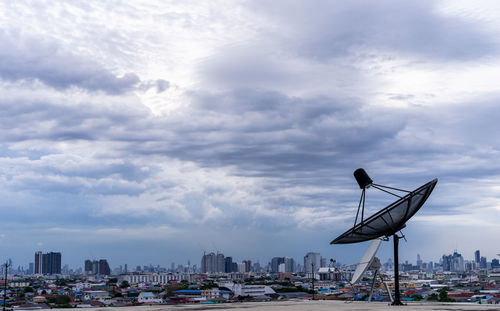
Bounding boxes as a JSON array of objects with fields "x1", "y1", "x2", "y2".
[{"x1": 86, "y1": 300, "x2": 500, "y2": 310}]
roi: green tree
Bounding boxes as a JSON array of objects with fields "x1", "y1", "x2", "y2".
[
  {"x1": 120, "y1": 280, "x2": 130, "y2": 288},
  {"x1": 438, "y1": 288, "x2": 454, "y2": 302},
  {"x1": 439, "y1": 289, "x2": 448, "y2": 301},
  {"x1": 55, "y1": 295, "x2": 71, "y2": 305},
  {"x1": 24, "y1": 286, "x2": 34, "y2": 293},
  {"x1": 55, "y1": 279, "x2": 68, "y2": 286},
  {"x1": 427, "y1": 293, "x2": 438, "y2": 301},
  {"x1": 165, "y1": 283, "x2": 188, "y2": 297}
]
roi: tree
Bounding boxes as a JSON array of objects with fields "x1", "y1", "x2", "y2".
[
  {"x1": 24, "y1": 286, "x2": 34, "y2": 293},
  {"x1": 165, "y1": 283, "x2": 188, "y2": 297},
  {"x1": 55, "y1": 295, "x2": 71, "y2": 305},
  {"x1": 120, "y1": 281, "x2": 130, "y2": 288},
  {"x1": 55, "y1": 279, "x2": 68, "y2": 286},
  {"x1": 427, "y1": 293, "x2": 438, "y2": 301},
  {"x1": 438, "y1": 288, "x2": 454, "y2": 302}
]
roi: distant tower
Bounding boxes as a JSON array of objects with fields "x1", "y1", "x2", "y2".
[
  {"x1": 34, "y1": 251, "x2": 43, "y2": 274},
  {"x1": 417, "y1": 254, "x2": 422, "y2": 268},
  {"x1": 98, "y1": 259, "x2": 111, "y2": 275},
  {"x1": 304, "y1": 252, "x2": 321, "y2": 273},
  {"x1": 475, "y1": 250, "x2": 480, "y2": 263},
  {"x1": 84, "y1": 260, "x2": 93, "y2": 275}
]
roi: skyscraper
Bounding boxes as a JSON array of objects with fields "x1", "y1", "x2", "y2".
[
  {"x1": 284, "y1": 257, "x2": 295, "y2": 273},
  {"x1": 201, "y1": 252, "x2": 217, "y2": 273},
  {"x1": 417, "y1": 254, "x2": 422, "y2": 268},
  {"x1": 99, "y1": 259, "x2": 111, "y2": 275},
  {"x1": 35, "y1": 251, "x2": 61, "y2": 275},
  {"x1": 304, "y1": 252, "x2": 322, "y2": 273},
  {"x1": 475, "y1": 250, "x2": 480, "y2": 263},
  {"x1": 480, "y1": 256, "x2": 487, "y2": 269},
  {"x1": 242, "y1": 260, "x2": 252, "y2": 272},
  {"x1": 271, "y1": 257, "x2": 285, "y2": 273},
  {"x1": 224, "y1": 257, "x2": 232, "y2": 273},
  {"x1": 34, "y1": 251, "x2": 43, "y2": 274},
  {"x1": 84, "y1": 260, "x2": 93, "y2": 275},
  {"x1": 216, "y1": 252, "x2": 225, "y2": 273},
  {"x1": 28, "y1": 262, "x2": 34, "y2": 275}
]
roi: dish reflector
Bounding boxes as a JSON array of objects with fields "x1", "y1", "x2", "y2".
[
  {"x1": 331, "y1": 178, "x2": 437, "y2": 244},
  {"x1": 351, "y1": 238, "x2": 382, "y2": 284}
]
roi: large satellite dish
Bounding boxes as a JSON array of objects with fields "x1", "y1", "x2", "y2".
[
  {"x1": 351, "y1": 238, "x2": 382, "y2": 284},
  {"x1": 331, "y1": 169, "x2": 437, "y2": 305}
]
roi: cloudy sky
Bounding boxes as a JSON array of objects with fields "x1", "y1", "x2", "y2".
[{"x1": 1, "y1": 0, "x2": 500, "y2": 269}]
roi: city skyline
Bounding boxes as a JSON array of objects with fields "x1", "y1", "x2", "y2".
[
  {"x1": 1, "y1": 1, "x2": 500, "y2": 267},
  {"x1": 3, "y1": 247, "x2": 500, "y2": 274}
]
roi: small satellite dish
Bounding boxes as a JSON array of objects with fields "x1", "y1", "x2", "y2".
[
  {"x1": 351, "y1": 238, "x2": 382, "y2": 284},
  {"x1": 330, "y1": 169, "x2": 437, "y2": 305}
]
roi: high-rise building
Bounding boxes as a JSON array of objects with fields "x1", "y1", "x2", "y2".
[
  {"x1": 99, "y1": 259, "x2": 111, "y2": 275},
  {"x1": 48, "y1": 252, "x2": 62, "y2": 274},
  {"x1": 84, "y1": 260, "x2": 93, "y2": 275},
  {"x1": 34, "y1": 251, "x2": 43, "y2": 274},
  {"x1": 201, "y1": 252, "x2": 218, "y2": 273},
  {"x1": 253, "y1": 261, "x2": 261, "y2": 273},
  {"x1": 224, "y1": 257, "x2": 233, "y2": 273},
  {"x1": 492, "y1": 258, "x2": 500, "y2": 268},
  {"x1": 480, "y1": 256, "x2": 487, "y2": 269},
  {"x1": 284, "y1": 257, "x2": 295, "y2": 273},
  {"x1": 216, "y1": 252, "x2": 225, "y2": 273},
  {"x1": 271, "y1": 257, "x2": 285, "y2": 273},
  {"x1": 242, "y1": 260, "x2": 252, "y2": 272},
  {"x1": 442, "y1": 252, "x2": 464, "y2": 272},
  {"x1": 475, "y1": 250, "x2": 480, "y2": 263},
  {"x1": 304, "y1": 252, "x2": 322, "y2": 273},
  {"x1": 28, "y1": 262, "x2": 34, "y2": 275},
  {"x1": 84, "y1": 259, "x2": 111, "y2": 275},
  {"x1": 35, "y1": 251, "x2": 61, "y2": 275}
]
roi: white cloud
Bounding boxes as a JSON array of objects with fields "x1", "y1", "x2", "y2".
[{"x1": 0, "y1": 0, "x2": 500, "y2": 266}]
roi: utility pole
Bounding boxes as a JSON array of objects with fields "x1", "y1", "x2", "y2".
[
  {"x1": 3, "y1": 261, "x2": 9, "y2": 311},
  {"x1": 311, "y1": 262, "x2": 315, "y2": 300}
]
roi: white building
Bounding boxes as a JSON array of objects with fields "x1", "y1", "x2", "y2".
[
  {"x1": 122, "y1": 273, "x2": 191, "y2": 285},
  {"x1": 137, "y1": 292, "x2": 162, "y2": 304},
  {"x1": 218, "y1": 281, "x2": 275, "y2": 298}
]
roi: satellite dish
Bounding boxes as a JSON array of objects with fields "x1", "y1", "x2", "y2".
[
  {"x1": 351, "y1": 238, "x2": 382, "y2": 284},
  {"x1": 330, "y1": 169, "x2": 437, "y2": 305}
]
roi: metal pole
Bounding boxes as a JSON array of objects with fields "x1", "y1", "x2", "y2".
[
  {"x1": 311, "y1": 262, "x2": 315, "y2": 300},
  {"x1": 3, "y1": 261, "x2": 7, "y2": 311},
  {"x1": 392, "y1": 235, "x2": 403, "y2": 305},
  {"x1": 368, "y1": 269, "x2": 378, "y2": 302}
]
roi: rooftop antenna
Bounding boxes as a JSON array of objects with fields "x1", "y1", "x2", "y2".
[
  {"x1": 331, "y1": 168, "x2": 437, "y2": 305},
  {"x1": 3, "y1": 261, "x2": 9, "y2": 311},
  {"x1": 332, "y1": 238, "x2": 393, "y2": 303}
]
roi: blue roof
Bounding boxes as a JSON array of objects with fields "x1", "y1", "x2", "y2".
[
  {"x1": 173, "y1": 290, "x2": 201, "y2": 294},
  {"x1": 279, "y1": 292, "x2": 309, "y2": 296}
]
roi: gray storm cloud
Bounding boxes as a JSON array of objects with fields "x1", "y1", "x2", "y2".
[{"x1": 0, "y1": 0, "x2": 500, "y2": 266}]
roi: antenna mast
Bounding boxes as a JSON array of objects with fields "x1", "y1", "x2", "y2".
[{"x1": 3, "y1": 261, "x2": 9, "y2": 311}]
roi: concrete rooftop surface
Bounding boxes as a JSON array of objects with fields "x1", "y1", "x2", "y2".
[{"x1": 91, "y1": 301, "x2": 500, "y2": 311}]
